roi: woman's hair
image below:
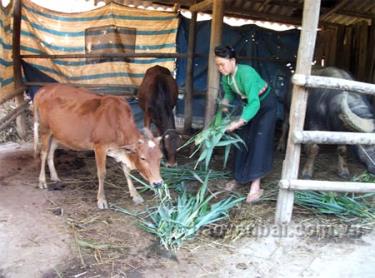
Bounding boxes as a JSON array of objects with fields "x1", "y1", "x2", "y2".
[{"x1": 214, "y1": 45, "x2": 236, "y2": 59}]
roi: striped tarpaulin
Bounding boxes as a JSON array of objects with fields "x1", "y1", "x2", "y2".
[
  {"x1": 0, "y1": 3, "x2": 14, "y2": 99},
  {"x1": 20, "y1": 0, "x2": 178, "y2": 88}
]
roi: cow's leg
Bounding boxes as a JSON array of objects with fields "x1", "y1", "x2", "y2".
[
  {"x1": 337, "y1": 145, "x2": 350, "y2": 178},
  {"x1": 47, "y1": 138, "x2": 61, "y2": 182},
  {"x1": 302, "y1": 143, "x2": 319, "y2": 179},
  {"x1": 94, "y1": 146, "x2": 108, "y2": 209},
  {"x1": 121, "y1": 164, "x2": 144, "y2": 204},
  {"x1": 38, "y1": 131, "x2": 52, "y2": 189}
]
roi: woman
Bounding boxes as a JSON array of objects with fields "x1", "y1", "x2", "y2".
[{"x1": 214, "y1": 45, "x2": 277, "y2": 203}]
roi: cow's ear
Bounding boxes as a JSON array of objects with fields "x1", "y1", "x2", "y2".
[
  {"x1": 121, "y1": 144, "x2": 136, "y2": 153},
  {"x1": 142, "y1": 127, "x2": 154, "y2": 139},
  {"x1": 156, "y1": 136, "x2": 162, "y2": 144}
]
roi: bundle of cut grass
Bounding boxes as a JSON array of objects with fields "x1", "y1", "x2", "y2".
[
  {"x1": 179, "y1": 111, "x2": 245, "y2": 170},
  {"x1": 138, "y1": 172, "x2": 244, "y2": 251},
  {"x1": 295, "y1": 191, "x2": 375, "y2": 221},
  {"x1": 160, "y1": 164, "x2": 229, "y2": 186},
  {"x1": 352, "y1": 171, "x2": 375, "y2": 183}
]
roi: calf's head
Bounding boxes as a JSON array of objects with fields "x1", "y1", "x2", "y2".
[
  {"x1": 124, "y1": 128, "x2": 164, "y2": 188},
  {"x1": 162, "y1": 129, "x2": 181, "y2": 167}
]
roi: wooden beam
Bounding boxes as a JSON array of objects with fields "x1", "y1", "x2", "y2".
[
  {"x1": 275, "y1": 0, "x2": 321, "y2": 224},
  {"x1": 183, "y1": 11, "x2": 197, "y2": 133},
  {"x1": 204, "y1": 0, "x2": 224, "y2": 127},
  {"x1": 12, "y1": 0, "x2": 27, "y2": 139},
  {"x1": 224, "y1": 8, "x2": 301, "y2": 26},
  {"x1": 190, "y1": 0, "x2": 212, "y2": 12},
  {"x1": 279, "y1": 179, "x2": 375, "y2": 193},
  {"x1": 292, "y1": 74, "x2": 375, "y2": 96},
  {"x1": 320, "y1": 0, "x2": 351, "y2": 21},
  {"x1": 338, "y1": 10, "x2": 375, "y2": 20},
  {"x1": 293, "y1": 131, "x2": 375, "y2": 145}
]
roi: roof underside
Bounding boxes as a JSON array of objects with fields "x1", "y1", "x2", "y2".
[{"x1": 101, "y1": 0, "x2": 375, "y2": 26}]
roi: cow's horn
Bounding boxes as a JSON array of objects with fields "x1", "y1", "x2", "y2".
[{"x1": 339, "y1": 92, "x2": 375, "y2": 133}]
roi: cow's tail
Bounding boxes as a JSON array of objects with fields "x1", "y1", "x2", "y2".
[{"x1": 33, "y1": 102, "x2": 40, "y2": 158}]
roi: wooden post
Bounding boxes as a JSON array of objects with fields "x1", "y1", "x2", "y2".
[
  {"x1": 342, "y1": 26, "x2": 353, "y2": 72},
  {"x1": 12, "y1": 0, "x2": 27, "y2": 139},
  {"x1": 204, "y1": 0, "x2": 224, "y2": 127},
  {"x1": 275, "y1": 0, "x2": 321, "y2": 224},
  {"x1": 368, "y1": 18, "x2": 375, "y2": 84},
  {"x1": 184, "y1": 11, "x2": 197, "y2": 134},
  {"x1": 357, "y1": 21, "x2": 368, "y2": 82},
  {"x1": 369, "y1": 18, "x2": 375, "y2": 109}
]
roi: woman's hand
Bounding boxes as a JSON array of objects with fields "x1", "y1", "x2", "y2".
[
  {"x1": 226, "y1": 119, "x2": 246, "y2": 132},
  {"x1": 221, "y1": 99, "x2": 229, "y2": 113}
]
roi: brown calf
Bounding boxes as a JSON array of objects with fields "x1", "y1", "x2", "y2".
[
  {"x1": 137, "y1": 65, "x2": 180, "y2": 167},
  {"x1": 33, "y1": 84, "x2": 163, "y2": 209}
]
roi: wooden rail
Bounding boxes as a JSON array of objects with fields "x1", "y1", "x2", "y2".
[
  {"x1": 279, "y1": 179, "x2": 375, "y2": 193},
  {"x1": 293, "y1": 131, "x2": 375, "y2": 145},
  {"x1": 292, "y1": 74, "x2": 375, "y2": 96}
]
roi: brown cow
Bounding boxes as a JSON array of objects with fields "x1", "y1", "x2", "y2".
[
  {"x1": 33, "y1": 84, "x2": 163, "y2": 209},
  {"x1": 137, "y1": 65, "x2": 180, "y2": 167}
]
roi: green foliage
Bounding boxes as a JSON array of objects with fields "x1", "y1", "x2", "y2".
[
  {"x1": 138, "y1": 172, "x2": 244, "y2": 251},
  {"x1": 179, "y1": 112, "x2": 245, "y2": 170},
  {"x1": 295, "y1": 191, "x2": 375, "y2": 221},
  {"x1": 160, "y1": 164, "x2": 230, "y2": 187},
  {"x1": 352, "y1": 171, "x2": 375, "y2": 183}
]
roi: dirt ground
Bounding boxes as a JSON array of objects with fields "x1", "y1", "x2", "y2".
[{"x1": 1, "y1": 139, "x2": 375, "y2": 278}]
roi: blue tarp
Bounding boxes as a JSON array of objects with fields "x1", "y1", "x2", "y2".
[{"x1": 176, "y1": 16, "x2": 300, "y2": 121}]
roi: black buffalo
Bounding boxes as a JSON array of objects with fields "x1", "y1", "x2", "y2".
[{"x1": 278, "y1": 67, "x2": 375, "y2": 178}]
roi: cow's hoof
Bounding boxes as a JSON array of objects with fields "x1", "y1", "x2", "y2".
[
  {"x1": 48, "y1": 181, "x2": 65, "y2": 191},
  {"x1": 132, "y1": 195, "x2": 144, "y2": 205},
  {"x1": 338, "y1": 169, "x2": 350, "y2": 179},
  {"x1": 38, "y1": 182, "x2": 48, "y2": 189},
  {"x1": 97, "y1": 199, "x2": 108, "y2": 209}
]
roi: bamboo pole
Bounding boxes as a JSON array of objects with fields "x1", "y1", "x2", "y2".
[
  {"x1": 21, "y1": 53, "x2": 187, "y2": 59},
  {"x1": 292, "y1": 74, "x2": 375, "y2": 96},
  {"x1": 24, "y1": 82, "x2": 137, "y2": 90},
  {"x1": 183, "y1": 11, "x2": 197, "y2": 134},
  {"x1": 22, "y1": 53, "x2": 292, "y2": 64},
  {"x1": 293, "y1": 131, "x2": 375, "y2": 145},
  {"x1": 24, "y1": 82, "x2": 137, "y2": 97},
  {"x1": 275, "y1": 0, "x2": 321, "y2": 224},
  {"x1": 0, "y1": 101, "x2": 30, "y2": 131},
  {"x1": 12, "y1": 0, "x2": 27, "y2": 139},
  {"x1": 0, "y1": 86, "x2": 26, "y2": 105},
  {"x1": 279, "y1": 179, "x2": 375, "y2": 193},
  {"x1": 204, "y1": 0, "x2": 224, "y2": 127}
]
